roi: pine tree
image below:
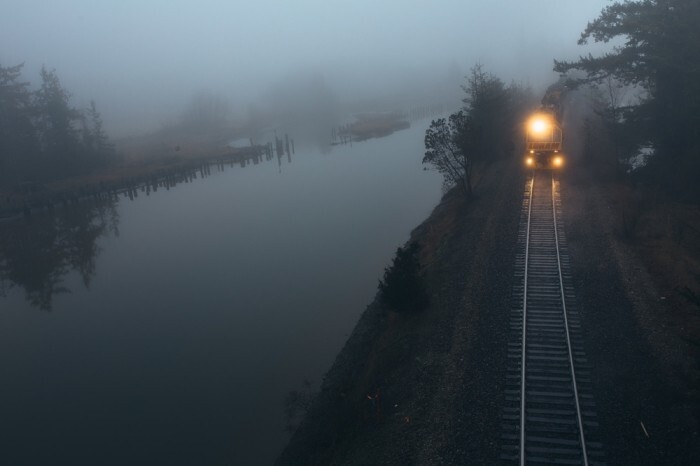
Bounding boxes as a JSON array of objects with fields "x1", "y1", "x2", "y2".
[
  {"x1": 0, "y1": 63, "x2": 39, "y2": 184},
  {"x1": 555, "y1": 0, "x2": 700, "y2": 196},
  {"x1": 34, "y1": 66, "x2": 81, "y2": 174}
]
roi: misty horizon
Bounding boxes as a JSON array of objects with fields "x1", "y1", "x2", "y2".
[{"x1": 2, "y1": 0, "x2": 614, "y2": 138}]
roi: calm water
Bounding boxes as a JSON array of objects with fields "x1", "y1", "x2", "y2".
[{"x1": 0, "y1": 121, "x2": 442, "y2": 465}]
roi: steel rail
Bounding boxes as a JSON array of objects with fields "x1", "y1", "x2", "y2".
[
  {"x1": 519, "y1": 172, "x2": 535, "y2": 466},
  {"x1": 516, "y1": 171, "x2": 590, "y2": 465},
  {"x1": 551, "y1": 174, "x2": 589, "y2": 466}
]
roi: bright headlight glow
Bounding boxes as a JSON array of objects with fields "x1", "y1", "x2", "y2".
[
  {"x1": 526, "y1": 157, "x2": 534, "y2": 166},
  {"x1": 531, "y1": 119, "x2": 548, "y2": 134},
  {"x1": 553, "y1": 156, "x2": 563, "y2": 167}
]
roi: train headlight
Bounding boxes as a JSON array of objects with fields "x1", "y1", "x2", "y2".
[
  {"x1": 553, "y1": 156, "x2": 563, "y2": 167},
  {"x1": 526, "y1": 157, "x2": 534, "y2": 166},
  {"x1": 530, "y1": 119, "x2": 549, "y2": 134}
]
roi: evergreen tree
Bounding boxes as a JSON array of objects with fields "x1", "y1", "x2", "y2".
[
  {"x1": 34, "y1": 66, "x2": 82, "y2": 174},
  {"x1": 0, "y1": 63, "x2": 39, "y2": 184},
  {"x1": 555, "y1": 0, "x2": 700, "y2": 196},
  {"x1": 378, "y1": 243, "x2": 429, "y2": 314},
  {"x1": 85, "y1": 100, "x2": 114, "y2": 161},
  {"x1": 462, "y1": 64, "x2": 512, "y2": 160},
  {"x1": 0, "y1": 63, "x2": 115, "y2": 186},
  {"x1": 424, "y1": 65, "x2": 534, "y2": 196}
]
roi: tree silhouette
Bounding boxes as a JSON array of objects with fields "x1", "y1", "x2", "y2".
[
  {"x1": 378, "y1": 243, "x2": 429, "y2": 314},
  {"x1": 424, "y1": 65, "x2": 534, "y2": 196},
  {"x1": 34, "y1": 66, "x2": 82, "y2": 175},
  {"x1": 555, "y1": 0, "x2": 700, "y2": 196},
  {"x1": 0, "y1": 63, "x2": 115, "y2": 187},
  {"x1": 462, "y1": 64, "x2": 513, "y2": 160},
  {"x1": 0, "y1": 63, "x2": 40, "y2": 185},
  {"x1": 424, "y1": 111, "x2": 479, "y2": 197},
  {"x1": 0, "y1": 198, "x2": 119, "y2": 311}
]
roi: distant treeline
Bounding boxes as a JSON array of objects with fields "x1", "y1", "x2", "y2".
[{"x1": 0, "y1": 63, "x2": 115, "y2": 189}]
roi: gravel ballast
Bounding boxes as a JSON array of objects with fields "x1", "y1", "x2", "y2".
[{"x1": 277, "y1": 161, "x2": 700, "y2": 465}]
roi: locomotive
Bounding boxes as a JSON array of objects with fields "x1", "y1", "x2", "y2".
[
  {"x1": 524, "y1": 111, "x2": 563, "y2": 169},
  {"x1": 524, "y1": 80, "x2": 566, "y2": 169}
]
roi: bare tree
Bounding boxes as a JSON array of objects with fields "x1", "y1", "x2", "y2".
[{"x1": 423, "y1": 110, "x2": 479, "y2": 197}]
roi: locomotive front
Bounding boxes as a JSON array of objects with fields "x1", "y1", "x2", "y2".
[{"x1": 524, "y1": 112, "x2": 563, "y2": 169}]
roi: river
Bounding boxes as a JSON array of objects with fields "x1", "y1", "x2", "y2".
[{"x1": 0, "y1": 120, "x2": 443, "y2": 465}]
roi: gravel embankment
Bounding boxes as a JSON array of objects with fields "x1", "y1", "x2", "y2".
[
  {"x1": 562, "y1": 169, "x2": 700, "y2": 465},
  {"x1": 277, "y1": 160, "x2": 524, "y2": 465},
  {"x1": 277, "y1": 162, "x2": 700, "y2": 465}
]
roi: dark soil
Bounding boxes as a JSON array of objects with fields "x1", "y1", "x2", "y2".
[
  {"x1": 277, "y1": 160, "x2": 700, "y2": 465},
  {"x1": 277, "y1": 160, "x2": 524, "y2": 465},
  {"x1": 562, "y1": 167, "x2": 700, "y2": 465}
]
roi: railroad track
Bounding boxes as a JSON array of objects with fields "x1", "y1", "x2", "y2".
[{"x1": 501, "y1": 171, "x2": 605, "y2": 465}]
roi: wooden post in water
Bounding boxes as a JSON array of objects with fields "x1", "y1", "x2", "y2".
[{"x1": 276, "y1": 136, "x2": 283, "y2": 157}]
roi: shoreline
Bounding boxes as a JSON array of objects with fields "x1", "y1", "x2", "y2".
[
  {"x1": 276, "y1": 160, "x2": 524, "y2": 464},
  {"x1": 0, "y1": 112, "x2": 416, "y2": 220},
  {"x1": 0, "y1": 144, "x2": 266, "y2": 220},
  {"x1": 276, "y1": 161, "x2": 700, "y2": 464}
]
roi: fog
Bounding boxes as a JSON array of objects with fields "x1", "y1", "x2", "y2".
[
  {"x1": 1, "y1": 0, "x2": 613, "y2": 137},
  {"x1": 0, "y1": 2, "x2": 639, "y2": 463}
]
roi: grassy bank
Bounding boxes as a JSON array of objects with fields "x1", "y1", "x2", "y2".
[
  {"x1": 0, "y1": 142, "x2": 264, "y2": 219},
  {"x1": 339, "y1": 113, "x2": 411, "y2": 142}
]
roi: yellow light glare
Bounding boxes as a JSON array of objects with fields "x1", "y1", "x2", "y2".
[
  {"x1": 526, "y1": 157, "x2": 534, "y2": 166},
  {"x1": 553, "y1": 156, "x2": 563, "y2": 167},
  {"x1": 530, "y1": 119, "x2": 548, "y2": 134}
]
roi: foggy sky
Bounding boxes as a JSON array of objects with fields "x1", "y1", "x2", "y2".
[{"x1": 1, "y1": 0, "x2": 613, "y2": 136}]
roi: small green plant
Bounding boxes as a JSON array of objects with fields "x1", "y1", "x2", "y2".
[{"x1": 378, "y1": 242, "x2": 429, "y2": 314}]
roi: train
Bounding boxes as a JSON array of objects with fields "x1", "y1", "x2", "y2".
[
  {"x1": 524, "y1": 80, "x2": 567, "y2": 169},
  {"x1": 524, "y1": 111, "x2": 563, "y2": 168}
]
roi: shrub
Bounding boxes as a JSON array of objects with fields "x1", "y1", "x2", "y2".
[{"x1": 378, "y1": 242, "x2": 429, "y2": 314}]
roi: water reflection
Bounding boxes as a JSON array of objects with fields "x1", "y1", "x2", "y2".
[
  {"x1": 0, "y1": 140, "x2": 300, "y2": 312},
  {"x1": 0, "y1": 120, "x2": 444, "y2": 465},
  {"x1": 0, "y1": 199, "x2": 119, "y2": 311}
]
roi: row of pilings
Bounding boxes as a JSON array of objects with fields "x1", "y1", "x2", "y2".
[
  {"x1": 269, "y1": 133, "x2": 295, "y2": 158},
  {"x1": 1, "y1": 140, "x2": 295, "y2": 220},
  {"x1": 331, "y1": 125, "x2": 353, "y2": 146}
]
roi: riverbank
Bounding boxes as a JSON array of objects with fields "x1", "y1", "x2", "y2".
[
  {"x1": 277, "y1": 161, "x2": 700, "y2": 464},
  {"x1": 0, "y1": 114, "x2": 413, "y2": 220},
  {"x1": 0, "y1": 143, "x2": 265, "y2": 220},
  {"x1": 345, "y1": 113, "x2": 410, "y2": 141},
  {"x1": 277, "y1": 159, "x2": 525, "y2": 464},
  {"x1": 0, "y1": 120, "x2": 445, "y2": 465}
]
